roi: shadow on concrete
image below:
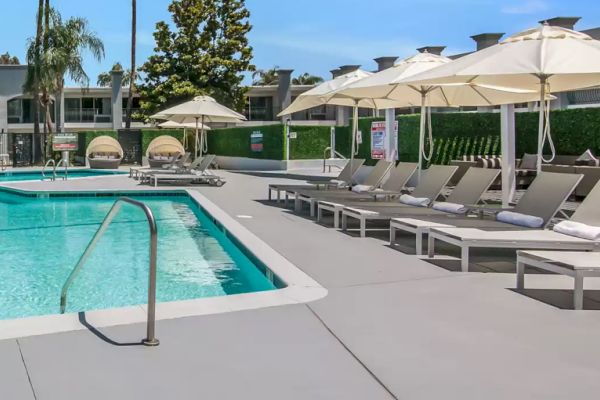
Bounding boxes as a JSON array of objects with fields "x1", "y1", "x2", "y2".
[
  {"x1": 78, "y1": 312, "x2": 144, "y2": 347},
  {"x1": 509, "y1": 289, "x2": 600, "y2": 310}
]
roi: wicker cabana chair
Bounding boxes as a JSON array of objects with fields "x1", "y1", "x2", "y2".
[
  {"x1": 86, "y1": 136, "x2": 124, "y2": 169},
  {"x1": 146, "y1": 135, "x2": 185, "y2": 168}
]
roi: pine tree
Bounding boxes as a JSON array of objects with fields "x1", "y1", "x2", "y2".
[{"x1": 139, "y1": 0, "x2": 254, "y2": 117}]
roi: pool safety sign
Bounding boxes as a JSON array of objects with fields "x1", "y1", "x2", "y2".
[
  {"x1": 53, "y1": 133, "x2": 79, "y2": 151},
  {"x1": 251, "y1": 131, "x2": 263, "y2": 152},
  {"x1": 370, "y1": 121, "x2": 398, "y2": 160}
]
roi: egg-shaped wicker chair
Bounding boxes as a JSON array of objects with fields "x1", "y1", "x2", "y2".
[
  {"x1": 146, "y1": 135, "x2": 185, "y2": 168},
  {"x1": 86, "y1": 136, "x2": 124, "y2": 169}
]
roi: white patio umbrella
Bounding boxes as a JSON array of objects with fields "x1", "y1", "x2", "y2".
[
  {"x1": 338, "y1": 52, "x2": 545, "y2": 178},
  {"x1": 158, "y1": 120, "x2": 211, "y2": 150},
  {"x1": 404, "y1": 24, "x2": 600, "y2": 172},
  {"x1": 278, "y1": 69, "x2": 402, "y2": 169},
  {"x1": 152, "y1": 96, "x2": 246, "y2": 158}
]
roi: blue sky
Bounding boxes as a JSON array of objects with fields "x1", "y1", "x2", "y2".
[{"x1": 2, "y1": 0, "x2": 599, "y2": 86}]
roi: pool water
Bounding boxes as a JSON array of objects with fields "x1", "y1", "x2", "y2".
[
  {"x1": 0, "y1": 169, "x2": 126, "y2": 182},
  {"x1": 0, "y1": 191, "x2": 276, "y2": 320}
]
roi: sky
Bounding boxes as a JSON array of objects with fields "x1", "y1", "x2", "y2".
[{"x1": 1, "y1": 0, "x2": 599, "y2": 86}]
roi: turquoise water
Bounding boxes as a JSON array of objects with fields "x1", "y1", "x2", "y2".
[
  {"x1": 0, "y1": 169, "x2": 126, "y2": 182},
  {"x1": 0, "y1": 191, "x2": 276, "y2": 320}
]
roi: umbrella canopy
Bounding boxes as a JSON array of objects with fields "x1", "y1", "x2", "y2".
[
  {"x1": 152, "y1": 96, "x2": 245, "y2": 158},
  {"x1": 277, "y1": 69, "x2": 404, "y2": 116},
  {"x1": 158, "y1": 120, "x2": 211, "y2": 130},
  {"x1": 404, "y1": 24, "x2": 600, "y2": 171},
  {"x1": 341, "y1": 52, "x2": 545, "y2": 107}
]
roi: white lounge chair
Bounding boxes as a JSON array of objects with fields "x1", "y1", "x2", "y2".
[{"x1": 426, "y1": 174, "x2": 600, "y2": 272}]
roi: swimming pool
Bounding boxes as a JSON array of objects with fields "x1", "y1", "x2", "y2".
[
  {"x1": 0, "y1": 190, "x2": 279, "y2": 320},
  {"x1": 0, "y1": 169, "x2": 126, "y2": 182}
]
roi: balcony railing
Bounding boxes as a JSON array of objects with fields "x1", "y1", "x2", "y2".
[{"x1": 65, "y1": 108, "x2": 112, "y2": 124}]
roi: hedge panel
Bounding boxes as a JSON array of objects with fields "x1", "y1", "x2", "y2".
[
  {"x1": 288, "y1": 125, "x2": 333, "y2": 159},
  {"x1": 207, "y1": 124, "x2": 285, "y2": 160}
]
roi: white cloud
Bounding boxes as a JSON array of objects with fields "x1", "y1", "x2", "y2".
[{"x1": 501, "y1": 0, "x2": 548, "y2": 14}]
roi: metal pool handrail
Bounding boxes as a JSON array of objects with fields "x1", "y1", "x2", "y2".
[
  {"x1": 55, "y1": 158, "x2": 68, "y2": 180},
  {"x1": 42, "y1": 159, "x2": 56, "y2": 181},
  {"x1": 59, "y1": 197, "x2": 160, "y2": 347}
]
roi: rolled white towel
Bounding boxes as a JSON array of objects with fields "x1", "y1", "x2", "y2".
[
  {"x1": 432, "y1": 202, "x2": 467, "y2": 214},
  {"x1": 352, "y1": 184, "x2": 374, "y2": 193},
  {"x1": 553, "y1": 220, "x2": 600, "y2": 241},
  {"x1": 329, "y1": 179, "x2": 348, "y2": 188},
  {"x1": 399, "y1": 194, "x2": 431, "y2": 207},
  {"x1": 496, "y1": 211, "x2": 544, "y2": 228}
]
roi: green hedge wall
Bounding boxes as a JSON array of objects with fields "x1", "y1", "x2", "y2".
[
  {"x1": 207, "y1": 124, "x2": 285, "y2": 160},
  {"x1": 140, "y1": 129, "x2": 185, "y2": 155},
  {"x1": 346, "y1": 108, "x2": 600, "y2": 166},
  {"x1": 288, "y1": 125, "x2": 334, "y2": 159}
]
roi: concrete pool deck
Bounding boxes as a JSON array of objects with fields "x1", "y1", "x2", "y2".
[{"x1": 2, "y1": 171, "x2": 600, "y2": 399}]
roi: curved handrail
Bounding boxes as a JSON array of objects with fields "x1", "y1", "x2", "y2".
[
  {"x1": 55, "y1": 158, "x2": 68, "y2": 180},
  {"x1": 42, "y1": 159, "x2": 56, "y2": 181},
  {"x1": 322, "y1": 147, "x2": 347, "y2": 172},
  {"x1": 59, "y1": 197, "x2": 160, "y2": 346}
]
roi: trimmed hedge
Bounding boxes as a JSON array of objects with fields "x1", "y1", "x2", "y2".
[
  {"x1": 140, "y1": 129, "x2": 185, "y2": 155},
  {"x1": 288, "y1": 125, "x2": 334, "y2": 159},
  {"x1": 207, "y1": 124, "x2": 285, "y2": 160}
]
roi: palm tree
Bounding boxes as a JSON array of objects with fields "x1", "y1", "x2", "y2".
[
  {"x1": 26, "y1": 8, "x2": 104, "y2": 153},
  {"x1": 292, "y1": 73, "x2": 324, "y2": 85},
  {"x1": 125, "y1": 0, "x2": 137, "y2": 129},
  {"x1": 97, "y1": 62, "x2": 133, "y2": 87},
  {"x1": 252, "y1": 66, "x2": 279, "y2": 85}
]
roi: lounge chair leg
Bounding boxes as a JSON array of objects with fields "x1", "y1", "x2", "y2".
[
  {"x1": 333, "y1": 210, "x2": 340, "y2": 229},
  {"x1": 360, "y1": 217, "x2": 366, "y2": 238},
  {"x1": 416, "y1": 231, "x2": 423, "y2": 256},
  {"x1": 317, "y1": 206, "x2": 322, "y2": 223},
  {"x1": 310, "y1": 200, "x2": 315, "y2": 218},
  {"x1": 461, "y1": 247, "x2": 470, "y2": 272},
  {"x1": 341, "y1": 213, "x2": 347, "y2": 231},
  {"x1": 389, "y1": 225, "x2": 396, "y2": 245},
  {"x1": 294, "y1": 195, "x2": 301, "y2": 213},
  {"x1": 268, "y1": 188, "x2": 272, "y2": 201},
  {"x1": 516, "y1": 260, "x2": 525, "y2": 289},
  {"x1": 427, "y1": 235, "x2": 435, "y2": 258},
  {"x1": 574, "y1": 273, "x2": 584, "y2": 310},
  {"x1": 277, "y1": 190, "x2": 280, "y2": 203},
  {"x1": 284, "y1": 193, "x2": 289, "y2": 207}
]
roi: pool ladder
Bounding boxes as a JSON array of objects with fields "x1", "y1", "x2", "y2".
[
  {"x1": 41, "y1": 159, "x2": 69, "y2": 181},
  {"x1": 59, "y1": 197, "x2": 160, "y2": 347}
]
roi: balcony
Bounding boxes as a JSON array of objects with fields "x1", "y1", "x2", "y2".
[{"x1": 65, "y1": 108, "x2": 112, "y2": 124}]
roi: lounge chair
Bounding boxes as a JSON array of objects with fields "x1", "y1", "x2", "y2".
[
  {"x1": 139, "y1": 154, "x2": 215, "y2": 183},
  {"x1": 151, "y1": 172, "x2": 225, "y2": 187},
  {"x1": 292, "y1": 159, "x2": 395, "y2": 216},
  {"x1": 267, "y1": 159, "x2": 365, "y2": 202},
  {"x1": 424, "y1": 172, "x2": 593, "y2": 272},
  {"x1": 130, "y1": 152, "x2": 190, "y2": 180},
  {"x1": 339, "y1": 165, "x2": 459, "y2": 237},
  {"x1": 516, "y1": 250, "x2": 600, "y2": 310},
  {"x1": 314, "y1": 162, "x2": 419, "y2": 228},
  {"x1": 86, "y1": 136, "x2": 124, "y2": 169},
  {"x1": 146, "y1": 135, "x2": 186, "y2": 168},
  {"x1": 391, "y1": 171, "x2": 583, "y2": 259}
]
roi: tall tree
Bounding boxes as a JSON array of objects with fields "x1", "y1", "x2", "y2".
[
  {"x1": 252, "y1": 66, "x2": 279, "y2": 86},
  {"x1": 292, "y1": 73, "x2": 324, "y2": 85},
  {"x1": 125, "y1": 0, "x2": 136, "y2": 128},
  {"x1": 97, "y1": 62, "x2": 133, "y2": 87},
  {"x1": 139, "y1": 0, "x2": 255, "y2": 117},
  {"x1": 31, "y1": 0, "x2": 45, "y2": 140},
  {"x1": 0, "y1": 53, "x2": 20, "y2": 65},
  {"x1": 25, "y1": 8, "x2": 104, "y2": 152}
]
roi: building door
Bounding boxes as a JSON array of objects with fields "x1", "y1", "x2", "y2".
[{"x1": 118, "y1": 129, "x2": 142, "y2": 165}]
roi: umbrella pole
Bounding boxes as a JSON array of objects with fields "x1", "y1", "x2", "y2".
[
  {"x1": 537, "y1": 77, "x2": 547, "y2": 173},
  {"x1": 350, "y1": 101, "x2": 359, "y2": 183},
  {"x1": 200, "y1": 115, "x2": 206, "y2": 158},
  {"x1": 418, "y1": 92, "x2": 427, "y2": 183},
  {"x1": 195, "y1": 117, "x2": 199, "y2": 159}
]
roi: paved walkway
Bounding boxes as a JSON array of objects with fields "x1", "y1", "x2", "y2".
[{"x1": 2, "y1": 171, "x2": 600, "y2": 399}]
